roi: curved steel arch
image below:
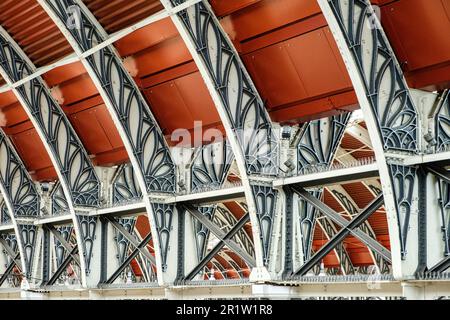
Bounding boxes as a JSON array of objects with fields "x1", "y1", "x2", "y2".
[
  {"x1": 37, "y1": 0, "x2": 181, "y2": 284},
  {"x1": 160, "y1": 0, "x2": 280, "y2": 279},
  {"x1": 0, "y1": 129, "x2": 40, "y2": 281},
  {"x1": 0, "y1": 25, "x2": 102, "y2": 286},
  {"x1": 318, "y1": 0, "x2": 420, "y2": 278}
]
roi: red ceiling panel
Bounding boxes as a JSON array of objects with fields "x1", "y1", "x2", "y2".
[
  {"x1": 145, "y1": 72, "x2": 221, "y2": 139},
  {"x1": 242, "y1": 26, "x2": 354, "y2": 117},
  {"x1": 219, "y1": 0, "x2": 321, "y2": 42}
]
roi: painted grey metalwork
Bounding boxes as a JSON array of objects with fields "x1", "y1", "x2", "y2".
[
  {"x1": 297, "y1": 113, "x2": 350, "y2": 173},
  {"x1": 191, "y1": 141, "x2": 234, "y2": 192},
  {"x1": 389, "y1": 165, "x2": 416, "y2": 260},
  {"x1": 436, "y1": 91, "x2": 450, "y2": 152},
  {"x1": 167, "y1": 0, "x2": 278, "y2": 176},
  {"x1": 0, "y1": 202, "x2": 10, "y2": 224},
  {"x1": 252, "y1": 185, "x2": 277, "y2": 265},
  {"x1": 45, "y1": 0, "x2": 176, "y2": 193},
  {"x1": 17, "y1": 224, "x2": 37, "y2": 278},
  {"x1": 114, "y1": 218, "x2": 137, "y2": 264},
  {"x1": 0, "y1": 131, "x2": 40, "y2": 217},
  {"x1": 55, "y1": 226, "x2": 74, "y2": 267},
  {"x1": 298, "y1": 190, "x2": 320, "y2": 263},
  {"x1": 326, "y1": 0, "x2": 418, "y2": 152},
  {"x1": 318, "y1": 213, "x2": 355, "y2": 275},
  {"x1": 112, "y1": 164, "x2": 142, "y2": 205},
  {"x1": 77, "y1": 215, "x2": 97, "y2": 275},
  {"x1": 0, "y1": 31, "x2": 100, "y2": 207},
  {"x1": 294, "y1": 194, "x2": 384, "y2": 276},
  {"x1": 151, "y1": 204, "x2": 174, "y2": 272},
  {"x1": 437, "y1": 179, "x2": 450, "y2": 257},
  {"x1": 194, "y1": 206, "x2": 216, "y2": 261},
  {"x1": 51, "y1": 183, "x2": 69, "y2": 216}
]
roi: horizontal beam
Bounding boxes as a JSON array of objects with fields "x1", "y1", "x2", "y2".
[
  {"x1": 273, "y1": 163, "x2": 379, "y2": 188},
  {"x1": 0, "y1": 224, "x2": 15, "y2": 233},
  {"x1": 34, "y1": 215, "x2": 73, "y2": 226}
]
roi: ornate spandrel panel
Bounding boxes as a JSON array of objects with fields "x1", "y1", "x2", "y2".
[
  {"x1": 0, "y1": 131, "x2": 40, "y2": 218},
  {"x1": 389, "y1": 165, "x2": 417, "y2": 260},
  {"x1": 112, "y1": 164, "x2": 143, "y2": 205},
  {"x1": 193, "y1": 206, "x2": 216, "y2": 261},
  {"x1": 0, "y1": 31, "x2": 100, "y2": 207},
  {"x1": 77, "y1": 215, "x2": 97, "y2": 275},
  {"x1": 17, "y1": 224, "x2": 37, "y2": 278},
  {"x1": 45, "y1": 0, "x2": 176, "y2": 193},
  {"x1": 436, "y1": 91, "x2": 450, "y2": 152},
  {"x1": 297, "y1": 113, "x2": 350, "y2": 174},
  {"x1": 298, "y1": 190, "x2": 321, "y2": 263},
  {"x1": 437, "y1": 180, "x2": 450, "y2": 257},
  {"x1": 151, "y1": 203, "x2": 174, "y2": 272},
  {"x1": 191, "y1": 141, "x2": 234, "y2": 192},
  {"x1": 252, "y1": 185, "x2": 277, "y2": 265},
  {"x1": 51, "y1": 183, "x2": 69, "y2": 216},
  {"x1": 326, "y1": 0, "x2": 418, "y2": 152}
]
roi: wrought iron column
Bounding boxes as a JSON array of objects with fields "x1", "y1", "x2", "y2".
[
  {"x1": 318, "y1": 0, "x2": 420, "y2": 278},
  {"x1": 0, "y1": 129, "x2": 40, "y2": 283}
]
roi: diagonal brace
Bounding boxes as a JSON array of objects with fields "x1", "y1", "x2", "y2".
[
  {"x1": 45, "y1": 246, "x2": 78, "y2": 286},
  {"x1": 104, "y1": 215, "x2": 156, "y2": 265},
  {"x1": 0, "y1": 253, "x2": 20, "y2": 286},
  {"x1": 0, "y1": 238, "x2": 22, "y2": 268},
  {"x1": 293, "y1": 194, "x2": 384, "y2": 276},
  {"x1": 45, "y1": 225, "x2": 80, "y2": 266},
  {"x1": 104, "y1": 233, "x2": 153, "y2": 284},
  {"x1": 183, "y1": 212, "x2": 251, "y2": 280},
  {"x1": 292, "y1": 186, "x2": 391, "y2": 262},
  {"x1": 183, "y1": 205, "x2": 255, "y2": 267}
]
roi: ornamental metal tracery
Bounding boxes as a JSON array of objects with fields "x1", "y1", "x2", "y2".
[
  {"x1": 168, "y1": 0, "x2": 278, "y2": 176},
  {"x1": 437, "y1": 180, "x2": 450, "y2": 256},
  {"x1": 114, "y1": 218, "x2": 137, "y2": 264},
  {"x1": 0, "y1": 131, "x2": 40, "y2": 217},
  {"x1": 51, "y1": 183, "x2": 69, "y2": 216},
  {"x1": 151, "y1": 204, "x2": 174, "y2": 272},
  {"x1": 0, "y1": 203, "x2": 10, "y2": 224},
  {"x1": 194, "y1": 206, "x2": 216, "y2": 261},
  {"x1": 55, "y1": 226, "x2": 74, "y2": 266},
  {"x1": 297, "y1": 113, "x2": 350, "y2": 173},
  {"x1": 389, "y1": 165, "x2": 417, "y2": 259},
  {"x1": 77, "y1": 215, "x2": 97, "y2": 275},
  {"x1": 191, "y1": 141, "x2": 234, "y2": 192},
  {"x1": 112, "y1": 164, "x2": 142, "y2": 204},
  {"x1": 298, "y1": 190, "x2": 321, "y2": 262},
  {"x1": 18, "y1": 224, "x2": 37, "y2": 278},
  {"x1": 252, "y1": 185, "x2": 277, "y2": 265},
  {"x1": 328, "y1": 0, "x2": 418, "y2": 152},
  {"x1": 46, "y1": 0, "x2": 175, "y2": 193},
  {"x1": 0, "y1": 30, "x2": 100, "y2": 207},
  {"x1": 436, "y1": 91, "x2": 450, "y2": 152}
]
